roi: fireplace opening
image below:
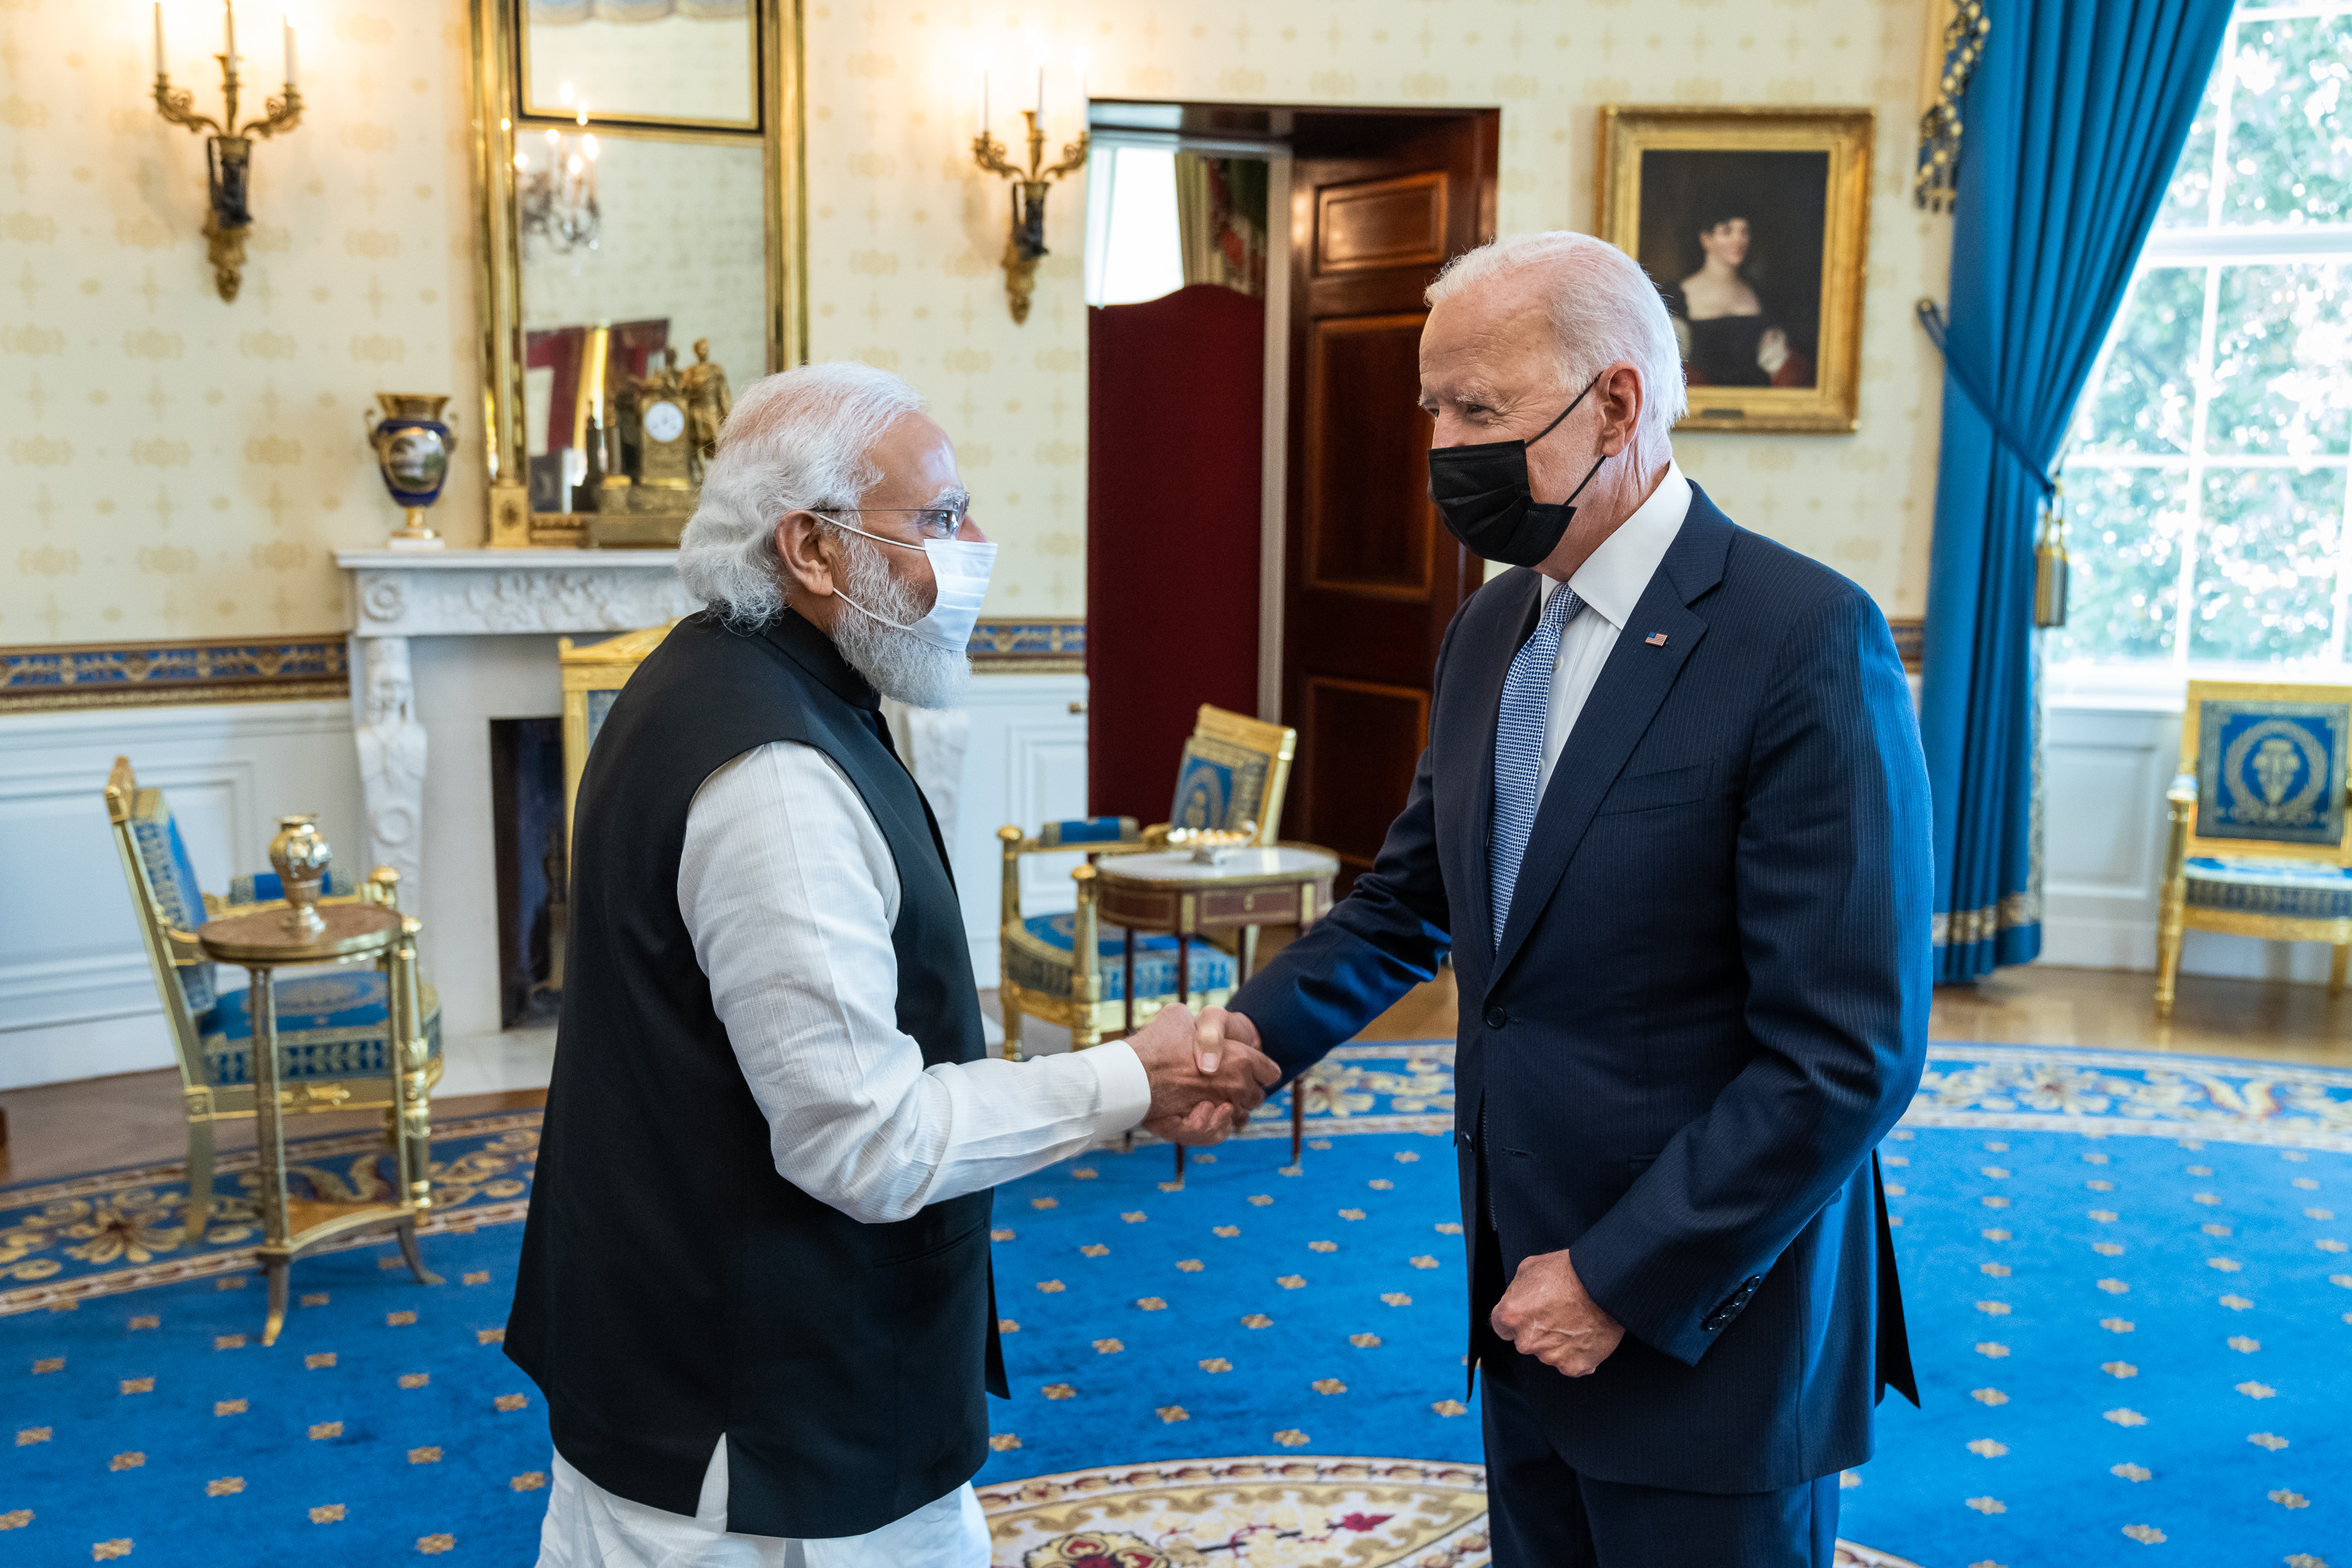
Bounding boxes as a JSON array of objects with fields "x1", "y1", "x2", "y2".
[{"x1": 490, "y1": 717, "x2": 568, "y2": 1029}]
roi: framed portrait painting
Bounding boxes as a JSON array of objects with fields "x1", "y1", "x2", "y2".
[{"x1": 1597, "y1": 107, "x2": 1874, "y2": 434}]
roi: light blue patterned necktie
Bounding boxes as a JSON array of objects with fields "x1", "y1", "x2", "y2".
[{"x1": 1490, "y1": 583, "x2": 1584, "y2": 944}]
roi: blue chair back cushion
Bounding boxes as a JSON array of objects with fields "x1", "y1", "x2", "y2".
[
  {"x1": 2194, "y1": 698, "x2": 2351, "y2": 849},
  {"x1": 226, "y1": 869, "x2": 342, "y2": 906},
  {"x1": 1005, "y1": 913, "x2": 1237, "y2": 1003},
  {"x1": 197, "y1": 971, "x2": 442, "y2": 1086},
  {"x1": 125, "y1": 786, "x2": 216, "y2": 1016},
  {"x1": 2183, "y1": 856, "x2": 2352, "y2": 921},
  {"x1": 1038, "y1": 816, "x2": 1138, "y2": 847}
]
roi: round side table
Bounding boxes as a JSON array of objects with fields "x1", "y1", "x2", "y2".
[
  {"x1": 195, "y1": 902, "x2": 441, "y2": 1345},
  {"x1": 1091, "y1": 844, "x2": 1339, "y2": 1176}
]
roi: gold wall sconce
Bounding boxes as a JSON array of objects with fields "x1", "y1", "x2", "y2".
[
  {"x1": 150, "y1": 2, "x2": 303, "y2": 303},
  {"x1": 971, "y1": 65, "x2": 1088, "y2": 324}
]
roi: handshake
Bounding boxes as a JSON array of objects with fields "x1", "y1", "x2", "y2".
[{"x1": 1125, "y1": 1000, "x2": 1276, "y2": 1145}]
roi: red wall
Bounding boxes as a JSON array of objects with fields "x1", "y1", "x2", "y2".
[{"x1": 1086, "y1": 285, "x2": 1265, "y2": 822}]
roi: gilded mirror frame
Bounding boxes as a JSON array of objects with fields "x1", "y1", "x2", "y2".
[{"x1": 468, "y1": 0, "x2": 808, "y2": 549}]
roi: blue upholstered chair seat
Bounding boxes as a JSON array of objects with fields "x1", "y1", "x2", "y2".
[
  {"x1": 196, "y1": 971, "x2": 442, "y2": 1087},
  {"x1": 2183, "y1": 856, "x2": 2352, "y2": 921},
  {"x1": 1005, "y1": 913, "x2": 1237, "y2": 1003}
]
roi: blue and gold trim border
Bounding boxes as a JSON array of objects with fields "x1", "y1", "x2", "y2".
[
  {"x1": 0, "y1": 636, "x2": 350, "y2": 713},
  {"x1": 971, "y1": 618, "x2": 1084, "y2": 673},
  {"x1": 1889, "y1": 617, "x2": 1923, "y2": 673}
]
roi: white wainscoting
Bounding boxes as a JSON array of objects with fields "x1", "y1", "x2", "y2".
[
  {"x1": 0, "y1": 701, "x2": 365, "y2": 1090},
  {"x1": 947, "y1": 672, "x2": 1091, "y2": 985},
  {"x1": 2042, "y1": 695, "x2": 2339, "y2": 985}
]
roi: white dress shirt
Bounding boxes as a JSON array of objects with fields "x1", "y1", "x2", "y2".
[
  {"x1": 537, "y1": 739, "x2": 1153, "y2": 1568},
  {"x1": 1532, "y1": 462, "x2": 1693, "y2": 799}
]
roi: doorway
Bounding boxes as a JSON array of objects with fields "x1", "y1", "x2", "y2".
[{"x1": 1083, "y1": 103, "x2": 1498, "y2": 881}]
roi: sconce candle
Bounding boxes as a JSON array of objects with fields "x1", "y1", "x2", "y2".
[{"x1": 150, "y1": 0, "x2": 303, "y2": 303}]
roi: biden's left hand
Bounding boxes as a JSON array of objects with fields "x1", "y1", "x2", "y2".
[{"x1": 1491, "y1": 1248, "x2": 1624, "y2": 1377}]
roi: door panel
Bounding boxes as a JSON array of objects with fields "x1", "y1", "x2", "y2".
[
  {"x1": 1297, "y1": 676, "x2": 1432, "y2": 879},
  {"x1": 1283, "y1": 111, "x2": 1497, "y2": 893},
  {"x1": 1315, "y1": 172, "x2": 1449, "y2": 274},
  {"x1": 1303, "y1": 316, "x2": 1436, "y2": 598}
]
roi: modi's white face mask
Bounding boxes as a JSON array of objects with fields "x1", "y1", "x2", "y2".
[{"x1": 828, "y1": 521, "x2": 997, "y2": 653}]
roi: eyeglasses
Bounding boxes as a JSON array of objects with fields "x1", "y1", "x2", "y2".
[{"x1": 816, "y1": 506, "x2": 967, "y2": 542}]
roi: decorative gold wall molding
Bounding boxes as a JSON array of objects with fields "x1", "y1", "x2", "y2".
[
  {"x1": 0, "y1": 636, "x2": 349, "y2": 713},
  {"x1": 970, "y1": 618, "x2": 1083, "y2": 673}
]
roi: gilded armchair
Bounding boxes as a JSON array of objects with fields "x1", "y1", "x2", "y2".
[
  {"x1": 103, "y1": 757, "x2": 442, "y2": 1237},
  {"x1": 2157, "y1": 681, "x2": 2352, "y2": 1016},
  {"x1": 997, "y1": 705, "x2": 1298, "y2": 1057}
]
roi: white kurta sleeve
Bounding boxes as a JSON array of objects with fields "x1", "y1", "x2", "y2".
[{"x1": 677, "y1": 740, "x2": 1152, "y2": 1225}]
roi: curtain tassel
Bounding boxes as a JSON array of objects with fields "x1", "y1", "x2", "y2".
[{"x1": 2033, "y1": 487, "x2": 2069, "y2": 630}]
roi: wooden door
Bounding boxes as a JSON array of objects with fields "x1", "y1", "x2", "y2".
[{"x1": 1283, "y1": 112, "x2": 1497, "y2": 887}]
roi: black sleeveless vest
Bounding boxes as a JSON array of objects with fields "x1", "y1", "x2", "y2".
[{"x1": 506, "y1": 610, "x2": 1005, "y2": 1539}]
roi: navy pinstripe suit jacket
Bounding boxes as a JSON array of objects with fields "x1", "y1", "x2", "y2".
[{"x1": 1230, "y1": 483, "x2": 1930, "y2": 1494}]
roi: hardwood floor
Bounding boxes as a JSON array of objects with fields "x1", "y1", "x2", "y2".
[
  {"x1": 6, "y1": 963, "x2": 2343, "y2": 1189},
  {"x1": 0, "y1": 1076, "x2": 544, "y2": 1189}
]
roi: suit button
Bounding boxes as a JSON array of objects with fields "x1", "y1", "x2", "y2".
[
  {"x1": 1483, "y1": 1006, "x2": 1508, "y2": 1029},
  {"x1": 1703, "y1": 1314, "x2": 1726, "y2": 1331}
]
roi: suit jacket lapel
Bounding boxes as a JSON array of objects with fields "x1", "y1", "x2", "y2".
[
  {"x1": 1454, "y1": 572, "x2": 1542, "y2": 962},
  {"x1": 1489, "y1": 490, "x2": 1737, "y2": 981}
]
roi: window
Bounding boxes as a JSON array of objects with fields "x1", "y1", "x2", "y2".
[{"x1": 2056, "y1": 3, "x2": 2352, "y2": 673}]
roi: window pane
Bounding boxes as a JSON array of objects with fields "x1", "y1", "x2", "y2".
[
  {"x1": 2216, "y1": 13, "x2": 2352, "y2": 227},
  {"x1": 2188, "y1": 464, "x2": 2347, "y2": 661},
  {"x1": 2209, "y1": 263, "x2": 2352, "y2": 456},
  {"x1": 2155, "y1": 28, "x2": 2227, "y2": 230},
  {"x1": 2074, "y1": 267, "x2": 2204, "y2": 456},
  {"x1": 2053, "y1": 465, "x2": 2187, "y2": 662}
]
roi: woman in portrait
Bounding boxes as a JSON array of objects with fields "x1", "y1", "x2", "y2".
[{"x1": 1667, "y1": 208, "x2": 1815, "y2": 389}]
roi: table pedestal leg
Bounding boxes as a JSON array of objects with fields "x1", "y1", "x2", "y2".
[
  {"x1": 1177, "y1": 934, "x2": 1189, "y2": 1006},
  {"x1": 1123, "y1": 928, "x2": 1136, "y2": 1040},
  {"x1": 1292, "y1": 1078, "x2": 1305, "y2": 1167},
  {"x1": 263, "y1": 1258, "x2": 289, "y2": 1347},
  {"x1": 249, "y1": 966, "x2": 293, "y2": 1346}
]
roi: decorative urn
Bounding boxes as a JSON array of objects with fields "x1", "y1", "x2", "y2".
[
  {"x1": 366, "y1": 393, "x2": 457, "y2": 551},
  {"x1": 267, "y1": 815, "x2": 333, "y2": 936}
]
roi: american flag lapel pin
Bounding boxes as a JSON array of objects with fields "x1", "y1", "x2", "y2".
[{"x1": 1644, "y1": 632, "x2": 1669, "y2": 647}]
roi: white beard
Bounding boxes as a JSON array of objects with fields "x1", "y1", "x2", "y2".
[{"x1": 829, "y1": 532, "x2": 972, "y2": 710}]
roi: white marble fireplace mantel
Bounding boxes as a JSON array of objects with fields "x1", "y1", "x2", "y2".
[
  {"x1": 340, "y1": 548, "x2": 696, "y2": 639},
  {"x1": 332, "y1": 548, "x2": 981, "y2": 1043},
  {"x1": 336, "y1": 548, "x2": 701, "y2": 1038}
]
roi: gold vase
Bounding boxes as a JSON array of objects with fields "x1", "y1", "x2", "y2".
[{"x1": 267, "y1": 815, "x2": 333, "y2": 936}]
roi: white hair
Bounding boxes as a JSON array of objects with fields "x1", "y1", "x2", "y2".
[
  {"x1": 1426, "y1": 231, "x2": 1689, "y2": 445},
  {"x1": 676, "y1": 361, "x2": 927, "y2": 629}
]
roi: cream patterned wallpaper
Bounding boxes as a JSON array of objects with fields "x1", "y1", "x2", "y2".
[
  {"x1": 797, "y1": 0, "x2": 1951, "y2": 619},
  {"x1": 3, "y1": 0, "x2": 1946, "y2": 646},
  {"x1": 1, "y1": 0, "x2": 481, "y2": 647}
]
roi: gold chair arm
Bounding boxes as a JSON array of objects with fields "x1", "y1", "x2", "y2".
[
  {"x1": 165, "y1": 926, "x2": 209, "y2": 966},
  {"x1": 2163, "y1": 771, "x2": 2197, "y2": 883},
  {"x1": 1070, "y1": 862, "x2": 1102, "y2": 1015},
  {"x1": 997, "y1": 825, "x2": 1024, "y2": 938}
]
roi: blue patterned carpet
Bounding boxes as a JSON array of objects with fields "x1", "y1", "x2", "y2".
[{"x1": 3, "y1": 1044, "x2": 2347, "y2": 1567}]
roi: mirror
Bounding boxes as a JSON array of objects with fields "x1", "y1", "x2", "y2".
[
  {"x1": 472, "y1": 0, "x2": 804, "y2": 548},
  {"x1": 521, "y1": 0, "x2": 759, "y2": 130}
]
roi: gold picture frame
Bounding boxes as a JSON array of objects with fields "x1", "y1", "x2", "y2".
[
  {"x1": 1596, "y1": 106, "x2": 1874, "y2": 434},
  {"x1": 467, "y1": 0, "x2": 808, "y2": 549}
]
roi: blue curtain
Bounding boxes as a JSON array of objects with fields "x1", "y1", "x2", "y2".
[{"x1": 1920, "y1": 0, "x2": 2234, "y2": 982}]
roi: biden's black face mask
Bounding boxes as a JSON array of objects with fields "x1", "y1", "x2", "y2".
[{"x1": 1425, "y1": 372, "x2": 1610, "y2": 568}]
